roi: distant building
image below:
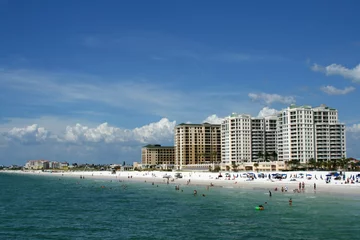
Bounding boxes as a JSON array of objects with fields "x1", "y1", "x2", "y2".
[
  {"x1": 174, "y1": 123, "x2": 221, "y2": 170},
  {"x1": 59, "y1": 162, "x2": 69, "y2": 170},
  {"x1": 49, "y1": 161, "x2": 60, "y2": 169},
  {"x1": 276, "y1": 104, "x2": 346, "y2": 163},
  {"x1": 25, "y1": 160, "x2": 50, "y2": 170},
  {"x1": 141, "y1": 144, "x2": 175, "y2": 169},
  {"x1": 221, "y1": 113, "x2": 277, "y2": 165}
]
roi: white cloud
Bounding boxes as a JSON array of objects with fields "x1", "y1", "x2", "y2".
[
  {"x1": 257, "y1": 107, "x2": 280, "y2": 117},
  {"x1": 347, "y1": 124, "x2": 360, "y2": 142},
  {"x1": 202, "y1": 114, "x2": 223, "y2": 124},
  {"x1": 4, "y1": 124, "x2": 51, "y2": 144},
  {"x1": 347, "y1": 124, "x2": 360, "y2": 133},
  {"x1": 320, "y1": 85, "x2": 355, "y2": 95},
  {"x1": 248, "y1": 93, "x2": 295, "y2": 105},
  {"x1": 3, "y1": 118, "x2": 176, "y2": 145},
  {"x1": 312, "y1": 63, "x2": 360, "y2": 83}
]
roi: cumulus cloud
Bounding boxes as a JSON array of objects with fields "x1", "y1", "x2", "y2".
[
  {"x1": 4, "y1": 118, "x2": 176, "y2": 145},
  {"x1": 202, "y1": 114, "x2": 224, "y2": 124},
  {"x1": 257, "y1": 107, "x2": 280, "y2": 117},
  {"x1": 320, "y1": 85, "x2": 355, "y2": 95},
  {"x1": 248, "y1": 93, "x2": 295, "y2": 105},
  {"x1": 4, "y1": 124, "x2": 51, "y2": 144},
  {"x1": 347, "y1": 124, "x2": 360, "y2": 133},
  {"x1": 347, "y1": 124, "x2": 360, "y2": 142},
  {"x1": 312, "y1": 63, "x2": 360, "y2": 83}
]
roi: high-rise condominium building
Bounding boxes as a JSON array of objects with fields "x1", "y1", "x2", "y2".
[
  {"x1": 221, "y1": 113, "x2": 277, "y2": 165},
  {"x1": 276, "y1": 104, "x2": 346, "y2": 163},
  {"x1": 141, "y1": 144, "x2": 175, "y2": 166},
  {"x1": 174, "y1": 123, "x2": 221, "y2": 169}
]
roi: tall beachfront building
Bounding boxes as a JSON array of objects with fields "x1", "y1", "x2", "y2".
[
  {"x1": 141, "y1": 144, "x2": 175, "y2": 167},
  {"x1": 221, "y1": 113, "x2": 277, "y2": 165},
  {"x1": 174, "y1": 123, "x2": 221, "y2": 170},
  {"x1": 276, "y1": 104, "x2": 346, "y2": 163}
]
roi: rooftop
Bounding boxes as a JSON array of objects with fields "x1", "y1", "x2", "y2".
[
  {"x1": 176, "y1": 122, "x2": 220, "y2": 127},
  {"x1": 143, "y1": 144, "x2": 174, "y2": 149}
]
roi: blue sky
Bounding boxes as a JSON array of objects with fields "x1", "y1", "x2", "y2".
[{"x1": 0, "y1": 0, "x2": 360, "y2": 165}]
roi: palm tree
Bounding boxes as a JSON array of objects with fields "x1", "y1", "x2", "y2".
[
  {"x1": 289, "y1": 160, "x2": 300, "y2": 170},
  {"x1": 254, "y1": 162, "x2": 259, "y2": 172},
  {"x1": 308, "y1": 158, "x2": 316, "y2": 170},
  {"x1": 316, "y1": 159, "x2": 323, "y2": 170},
  {"x1": 327, "y1": 161, "x2": 332, "y2": 170},
  {"x1": 264, "y1": 152, "x2": 270, "y2": 162},
  {"x1": 350, "y1": 162, "x2": 357, "y2": 171},
  {"x1": 340, "y1": 157, "x2": 350, "y2": 171},
  {"x1": 231, "y1": 162, "x2": 238, "y2": 172},
  {"x1": 211, "y1": 151, "x2": 218, "y2": 163},
  {"x1": 271, "y1": 151, "x2": 278, "y2": 161},
  {"x1": 257, "y1": 151, "x2": 264, "y2": 161},
  {"x1": 331, "y1": 159, "x2": 339, "y2": 170}
]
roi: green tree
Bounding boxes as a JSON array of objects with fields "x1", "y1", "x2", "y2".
[
  {"x1": 315, "y1": 159, "x2": 322, "y2": 169},
  {"x1": 271, "y1": 151, "x2": 278, "y2": 161},
  {"x1": 350, "y1": 162, "x2": 357, "y2": 171},
  {"x1": 254, "y1": 162, "x2": 259, "y2": 172},
  {"x1": 231, "y1": 162, "x2": 238, "y2": 172},
  {"x1": 257, "y1": 151, "x2": 264, "y2": 161},
  {"x1": 288, "y1": 160, "x2": 300, "y2": 170},
  {"x1": 339, "y1": 157, "x2": 350, "y2": 171},
  {"x1": 308, "y1": 158, "x2": 316, "y2": 170},
  {"x1": 264, "y1": 152, "x2": 270, "y2": 162}
]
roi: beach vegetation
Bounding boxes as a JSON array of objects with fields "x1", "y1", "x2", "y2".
[
  {"x1": 288, "y1": 160, "x2": 300, "y2": 170},
  {"x1": 213, "y1": 166, "x2": 221, "y2": 172},
  {"x1": 271, "y1": 151, "x2": 278, "y2": 161},
  {"x1": 231, "y1": 162, "x2": 239, "y2": 172},
  {"x1": 254, "y1": 162, "x2": 259, "y2": 172},
  {"x1": 307, "y1": 158, "x2": 316, "y2": 170},
  {"x1": 264, "y1": 152, "x2": 270, "y2": 162}
]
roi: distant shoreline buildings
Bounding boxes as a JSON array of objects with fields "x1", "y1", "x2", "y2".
[
  {"x1": 25, "y1": 160, "x2": 69, "y2": 170},
  {"x1": 141, "y1": 104, "x2": 347, "y2": 171}
]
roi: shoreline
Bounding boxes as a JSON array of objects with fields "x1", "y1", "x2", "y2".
[{"x1": 2, "y1": 170, "x2": 360, "y2": 195}]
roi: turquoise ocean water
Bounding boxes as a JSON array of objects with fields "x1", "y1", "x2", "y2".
[{"x1": 1, "y1": 173, "x2": 360, "y2": 240}]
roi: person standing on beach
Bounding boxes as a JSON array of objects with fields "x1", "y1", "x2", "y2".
[{"x1": 314, "y1": 183, "x2": 316, "y2": 190}]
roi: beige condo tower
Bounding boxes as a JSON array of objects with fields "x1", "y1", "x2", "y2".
[{"x1": 174, "y1": 123, "x2": 221, "y2": 170}]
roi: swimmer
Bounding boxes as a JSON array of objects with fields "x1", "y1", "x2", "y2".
[
  {"x1": 258, "y1": 205, "x2": 264, "y2": 210},
  {"x1": 289, "y1": 198, "x2": 293, "y2": 206},
  {"x1": 193, "y1": 190, "x2": 197, "y2": 196}
]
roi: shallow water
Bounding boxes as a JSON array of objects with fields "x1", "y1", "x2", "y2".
[{"x1": 1, "y1": 173, "x2": 359, "y2": 239}]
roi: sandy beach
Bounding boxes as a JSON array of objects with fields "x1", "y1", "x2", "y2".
[{"x1": 3, "y1": 169, "x2": 360, "y2": 195}]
